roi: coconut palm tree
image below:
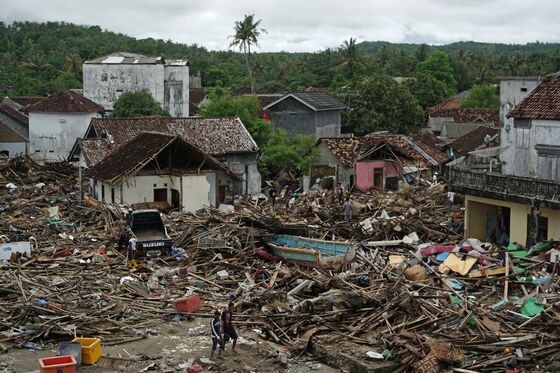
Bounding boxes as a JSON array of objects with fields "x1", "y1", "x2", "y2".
[
  {"x1": 65, "y1": 53, "x2": 82, "y2": 80},
  {"x1": 229, "y1": 14, "x2": 267, "y2": 94},
  {"x1": 338, "y1": 37, "x2": 359, "y2": 78}
]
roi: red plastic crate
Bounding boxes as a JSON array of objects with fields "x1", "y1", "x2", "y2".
[
  {"x1": 174, "y1": 294, "x2": 201, "y2": 312},
  {"x1": 39, "y1": 355, "x2": 77, "y2": 373}
]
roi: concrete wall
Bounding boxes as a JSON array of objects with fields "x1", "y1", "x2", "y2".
[
  {"x1": 355, "y1": 160, "x2": 402, "y2": 189},
  {"x1": 499, "y1": 79, "x2": 541, "y2": 175},
  {"x1": 465, "y1": 194, "x2": 560, "y2": 245},
  {"x1": 427, "y1": 116, "x2": 454, "y2": 135},
  {"x1": 29, "y1": 112, "x2": 100, "y2": 162},
  {"x1": 222, "y1": 152, "x2": 261, "y2": 195},
  {"x1": 83, "y1": 64, "x2": 164, "y2": 111},
  {"x1": 94, "y1": 172, "x2": 227, "y2": 212},
  {"x1": 315, "y1": 110, "x2": 341, "y2": 138},
  {"x1": 309, "y1": 142, "x2": 354, "y2": 190},
  {"x1": 501, "y1": 118, "x2": 560, "y2": 181},
  {"x1": 465, "y1": 195, "x2": 529, "y2": 245},
  {"x1": 164, "y1": 65, "x2": 189, "y2": 117},
  {"x1": 0, "y1": 112, "x2": 28, "y2": 138},
  {"x1": 0, "y1": 142, "x2": 26, "y2": 156},
  {"x1": 500, "y1": 79, "x2": 540, "y2": 126}
]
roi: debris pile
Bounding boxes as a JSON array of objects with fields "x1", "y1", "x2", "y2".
[{"x1": 2, "y1": 157, "x2": 559, "y2": 372}]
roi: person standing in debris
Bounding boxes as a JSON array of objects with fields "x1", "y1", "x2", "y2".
[
  {"x1": 344, "y1": 198, "x2": 353, "y2": 222},
  {"x1": 336, "y1": 186, "x2": 344, "y2": 203},
  {"x1": 447, "y1": 190, "x2": 455, "y2": 223},
  {"x1": 233, "y1": 195, "x2": 241, "y2": 213},
  {"x1": 127, "y1": 236, "x2": 138, "y2": 268},
  {"x1": 117, "y1": 222, "x2": 128, "y2": 251},
  {"x1": 210, "y1": 309, "x2": 224, "y2": 358},
  {"x1": 222, "y1": 301, "x2": 238, "y2": 352}
]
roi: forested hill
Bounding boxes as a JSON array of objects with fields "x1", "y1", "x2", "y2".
[
  {"x1": 2, "y1": 21, "x2": 560, "y2": 97},
  {"x1": 358, "y1": 40, "x2": 560, "y2": 55}
]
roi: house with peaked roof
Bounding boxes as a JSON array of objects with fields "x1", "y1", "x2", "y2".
[
  {"x1": 27, "y1": 90, "x2": 104, "y2": 163},
  {"x1": 0, "y1": 101, "x2": 30, "y2": 156},
  {"x1": 83, "y1": 52, "x2": 189, "y2": 117},
  {"x1": 449, "y1": 74, "x2": 560, "y2": 247},
  {"x1": 263, "y1": 92, "x2": 345, "y2": 138},
  {"x1": 310, "y1": 134, "x2": 448, "y2": 191},
  {"x1": 69, "y1": 116, "x2": 261, "y2": 197},
  {"x1": 87, "y1": 132, "x2": 240, "y2": 212}
]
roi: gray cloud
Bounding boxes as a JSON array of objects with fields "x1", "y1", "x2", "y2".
[{"x1": 2, "y1": 0, "x2": 560, "y2": 52}]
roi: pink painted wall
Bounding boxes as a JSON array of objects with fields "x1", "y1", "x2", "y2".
[{"x1": 355, "y1": 160, "x2": 403, "y2": 189}]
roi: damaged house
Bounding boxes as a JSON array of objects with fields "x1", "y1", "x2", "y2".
[
  {"x1": 450, "y1": 74, "x2": 560, "y2": 246},
  {"x1": 310, "y1": 134, "x2": 447, "y2": 191},
  {"x1": 86, "y1": 132, "x2": 240, "y2": 212},
  {"x1": 69, "y1": 116, "x2": 260, "y2": 199}
]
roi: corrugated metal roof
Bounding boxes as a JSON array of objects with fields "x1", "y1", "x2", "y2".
[
  {"x1": 264, "y1": 92, "x2": 345, "y2": 112},
  {"x1": 85, "y1": 52, "x2": 189, "y2": 66}
]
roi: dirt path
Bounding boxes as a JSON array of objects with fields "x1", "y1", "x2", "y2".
[{"x1": 2, "y1": 318, "x2": 339, "y2": 373}]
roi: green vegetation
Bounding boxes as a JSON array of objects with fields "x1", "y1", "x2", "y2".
[
  {"x1": 3, "y1": 21, "x2": 560, "y2": 100},
  {"x1": 200, "y1": 92, "x2": 316, "y2": 177},
  {"x1": 110, "y1": 91, "x2": 169, "y2": 118},
  {"x1": 460, "y1": 84, "x2": 500, "y2": 108},
  {"x1": 338, "y1": 74, "x2": 423, "y2": 135},
  {"x1": 229, "y1": 14, "x2": 267, "y2": 94}
]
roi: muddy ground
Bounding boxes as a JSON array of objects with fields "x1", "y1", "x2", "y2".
[{"x1": 1, "y1": 317, "x2": 340, "y2": 373}]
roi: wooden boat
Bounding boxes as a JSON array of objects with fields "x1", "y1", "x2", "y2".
[{"x1": 256, "y1": 234, "x2": 356, "y2": 269}]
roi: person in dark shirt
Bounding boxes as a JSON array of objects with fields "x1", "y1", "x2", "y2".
[
  {"x1": 221, "y1": 302, "x2": 238, "y2": 352},
  {"x1": 210, "y1": 309, "x2": 224, "y2": 358}
]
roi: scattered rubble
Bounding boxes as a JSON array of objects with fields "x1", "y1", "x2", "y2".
[{"x1": 2, "y1": 156, "x2": 560, "y2": 372}]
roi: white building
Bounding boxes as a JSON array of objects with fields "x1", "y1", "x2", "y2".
[
  {"x1": 83, "y1": 52, "x2": 189, "y2": 117},
  {"x1": 27, "y1": 90, "x2": 103, "y2": 162},
  {"x1": 504, "y1": 74, "x2": 560, "y2": 180},
  {"x1": 86, "y1": 132, "x2": 240, "y2": 212}
]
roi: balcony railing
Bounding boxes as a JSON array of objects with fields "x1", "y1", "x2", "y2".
[{"x1": 449, "y1": 167, "x2": 560, "y2": 204}]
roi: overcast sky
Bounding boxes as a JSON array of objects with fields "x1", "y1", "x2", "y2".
[{"x1": 3, "y1": 0, "x2": 560, "y2": 52}]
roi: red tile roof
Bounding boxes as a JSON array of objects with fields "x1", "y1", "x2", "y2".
[
  {"x1": 412, "y1": 132, "x2": 443, "y2": 151},
  {"x1": 0, "y1": 120, "x2": 27, "y2": 142},
  {"x1": 448, "y1": 126, "x2": 500, "y2": 156},
  {"x1": 428, "y1": 96, "x2": 464, "y2": 111},
  {"x1": 0, "y1": 103, "x2": 28, "y2": 125},
  {"x1": 7, "y1": 96, "x2": 45, "y2": 108},
  {"x1": 319, "y1": 137, "x2": 366, "y2": 168},
  {"x1": 507, "y1": 76, "x2": 560, "y2": 120},
  {"x1": 87, "y1": 132, "x2": 235, "y2": 183},
  {"x1": 27, "y1": 90, "x2": 104, "y2": 113},
  {"x1": 428, "y1": 108, "x2": 499, "y2": 125}
]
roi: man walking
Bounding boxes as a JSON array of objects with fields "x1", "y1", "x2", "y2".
[
  {"x1": 221, "y1": 302, "x2": 238, "y2": 352},
  {"x1": 210, "y1": 310, "x2": 224, "y2": 358}
]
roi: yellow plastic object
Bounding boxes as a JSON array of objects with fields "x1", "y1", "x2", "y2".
[{"x1": 71, "y1": 338, "x2": 102, "y2": 365}]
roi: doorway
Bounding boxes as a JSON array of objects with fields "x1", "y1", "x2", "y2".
[
  {"x1": 154, "y1": 188, "x2": 168, "y2": 202},
  {"x1": 171, "y1": 189, "x2": 180, "y2": 208},
  {"x1": 218, "y1": 185, "x2": 226, "y2": 204},
  {"x1": 373, "y1": 168, "x2": 384, "y2": 188}
]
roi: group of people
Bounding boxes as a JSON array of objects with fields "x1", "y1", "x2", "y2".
[{"x1": 210, "y1": 302, "x2": 238, "y2": 358}]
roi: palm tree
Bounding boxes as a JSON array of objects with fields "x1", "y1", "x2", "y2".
[
  {"x1": 21, "y1": 52, "x2": 51, "y2": 78},
  {"x1": 65, "y1": 53, "x2": 82, "y2": 80},
  {"x1": 338, "y1": 37, "x2": 359, "y2": 78},
  {"x1": 229, "y1": 14, "x2": 267, "y2": 94}
]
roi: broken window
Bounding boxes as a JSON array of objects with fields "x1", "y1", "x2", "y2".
[{"x1": 514, "y1": 118, "x2": 531, "y2": 128}]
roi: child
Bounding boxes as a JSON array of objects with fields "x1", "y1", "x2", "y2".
[{"x1": 210, "y1": 309, "x2": 224, "y2": 358}]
